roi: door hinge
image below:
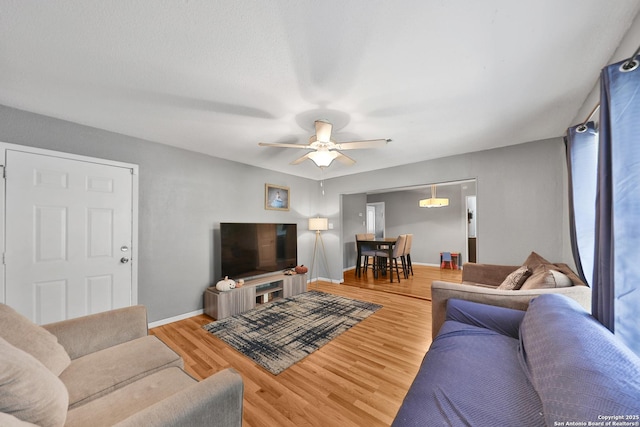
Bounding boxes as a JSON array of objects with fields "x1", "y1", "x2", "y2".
[
  {"x1": 2, "y1": 253, "x2": 5, "y2": 265},
  {"x1": 0, "y1": 165, "x2": 5, "y2": 179}
]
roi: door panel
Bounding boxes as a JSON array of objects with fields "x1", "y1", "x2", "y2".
[{"x1": 5, "y1": 149, "x2": 134, "y2": 324}]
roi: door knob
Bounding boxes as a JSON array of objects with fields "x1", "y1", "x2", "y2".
[{"x1": 120, "y1": 257, "x2": 129, "y2": 264}]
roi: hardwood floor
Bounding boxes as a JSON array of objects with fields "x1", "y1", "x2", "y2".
[
  {"x1": 341, "y1": 263, "x2": 463, "y2": 300},
  {"x1": 150, "y1": 265, "x2": 462, "y2": 427}
]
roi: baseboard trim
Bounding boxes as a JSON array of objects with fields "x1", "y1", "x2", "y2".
[
  {"x1": 308, "y1": 276, "x2": 341, "y2": 284},
  {"x1": 149, "y1": 309, "x2": 204, "y2": 329}
]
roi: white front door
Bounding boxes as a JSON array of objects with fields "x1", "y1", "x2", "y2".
[{"x1": 4, "y1": 149, "x2": 136, "y2": 324}]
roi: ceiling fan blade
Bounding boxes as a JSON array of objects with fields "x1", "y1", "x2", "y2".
[
  {"x1": 334, "y1": 151, "x2": 356, "y2": 165},
  {"x1": 335, "y1": 139, "x2": 391, "y2": 150},
  {"x1": 259, "y1": 142, "x2": 311, "y2": 149},
  {"x1": 290, "y1": 153, "x2": 312, "y2": 165},
  {"x1": 315, "y1": 120, "x2": 333, "y2": 142}
]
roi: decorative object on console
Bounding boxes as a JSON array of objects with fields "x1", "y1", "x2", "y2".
[
  {"x1": 308, "y1": 217, "x2": 330, "y2": 283},
  {"x1": 295, "y1": 265, "x2": 308, "y2": 274},
  {"x1": 265, "y1": 183, "x2": 290, "y2": 211},
  {"x1": 203, "y1": 291, "x2": 382, "y2": 375},
  {"x1": 216, "y1": 276, "x2": 236, "y2": 292}
]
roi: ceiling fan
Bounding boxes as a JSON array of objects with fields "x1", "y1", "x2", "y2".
[{"x1": 259, "y1": 120, "x2": 391, "y2": 168}]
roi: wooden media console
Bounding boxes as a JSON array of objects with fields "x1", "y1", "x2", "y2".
[{"x1": 204, "y1": 273, "x2": 308, "y2": 320}]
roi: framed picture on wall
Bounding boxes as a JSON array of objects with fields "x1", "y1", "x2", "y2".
[{"x1": 265, "y1": 184, "x2": 290, "y2": 211}]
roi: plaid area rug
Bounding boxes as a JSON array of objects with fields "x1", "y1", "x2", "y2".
[{"x1": 203, "y1": 290, "x2": 382, "y2": 375}]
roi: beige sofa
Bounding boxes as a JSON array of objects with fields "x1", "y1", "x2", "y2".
[
  {"x1": 431, "y1": 253, "x2": 591, "y2": 338},
  {"x1": 0, "y1": 304, "x2": 243, "y2": 427}
]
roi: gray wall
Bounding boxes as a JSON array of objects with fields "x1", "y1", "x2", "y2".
[
  {"x1": 341, "y1": 193, "x2": 368, "y2": 268},
  {"x1": 323, "y1": 137, "x2": 570, "y2": 275},
  {"x1": 0, "y1": 105, "x2": 319, "y2": 322},
  {"x1": 1, "y1": 104, "x2": 572, "y2": 319}
]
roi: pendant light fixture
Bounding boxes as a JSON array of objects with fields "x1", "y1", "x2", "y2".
[{"x1": 419, "y1": 184, "x2": 449, "y2": 208}]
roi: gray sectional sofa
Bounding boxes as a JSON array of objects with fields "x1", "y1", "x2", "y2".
[
  {"x1": 392, "y1": 294, "x2": 640, "y2": 426},
  {"x1": 431, "y1": 252, "x2": 591, "y2": 337},
  {"x1": 0, "y1": 303, "x2": 243, "y2": 426}
]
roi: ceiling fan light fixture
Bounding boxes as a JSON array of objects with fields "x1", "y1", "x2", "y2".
[
  {"x1": 419, "y1": 184, "x2": 449, "y2": 208},
  {"x1": 259, "y1": 119, "x2": 389, "y2": 169},
  {"x1": 308, "y1": 150, "x2": 338, "y2": 168}
]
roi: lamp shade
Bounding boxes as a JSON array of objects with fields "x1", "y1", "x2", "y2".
[{"x1": 308, "y1": 217, "x2": 329, "y2": 231}]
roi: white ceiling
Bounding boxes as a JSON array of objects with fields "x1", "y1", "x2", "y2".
[{"x1": 2, "y1": 1, "x2": 639, "y2": 180}]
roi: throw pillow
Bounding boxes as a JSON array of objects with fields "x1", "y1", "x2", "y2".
[
  {"x1": 522, "y1": 251, "x2": 553, "y2": 270},
  {"x1": 0, "y1": 337, "x2": 68, "y2": 427},
  {"x1": 0, "y1": 304, "x2": 71, "y2": 375},
  {"x1": 520, "y1": 269, "x2": 572, "y2": 290},
  {"x1": 497, "y1": 266, "x2": 532, "y2": 290},
  {"x1": 549, "y1": 270, "x2": 572, "y2": 287}
]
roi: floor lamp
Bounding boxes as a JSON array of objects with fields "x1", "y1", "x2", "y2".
[{"x1": 308, "y1": 217, "x2": 330, "y2": 287}]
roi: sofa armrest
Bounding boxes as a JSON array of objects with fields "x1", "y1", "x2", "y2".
[
  {"x1": 431, "y1": 281, "x2": 592, "y2": 339},
  {"x1": 461, "y1": 263, "x2": 521, "y2": 286},
  {"x1": 42, "y1": 305, "x2": 148, "y2": 360},
  {"x1": 113, "y1": 368, "x2": 244, "y2": 427}
]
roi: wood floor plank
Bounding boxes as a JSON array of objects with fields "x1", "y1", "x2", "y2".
[{"x1": 150, "y1": 265, "x2": 462, "y2": 427}]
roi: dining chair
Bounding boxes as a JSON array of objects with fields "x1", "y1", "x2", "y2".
[
  {"x1": 441, "y1": 251, "x2": 454, "y2": 269},
  {"x1": 356, "y1": 233, "x2": 378, "y2": 277},
  {"x1": 376, "y1": 234, "x2": 407, "y2": 282},
  {"x1": 401, "y1": 234, "x2": 414, "y2": 277}
]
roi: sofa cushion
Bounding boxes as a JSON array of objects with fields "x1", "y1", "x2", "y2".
[
  {"x1": 0, "y1": 337, "x2": 69, "y2": 427},
  {"x1": 520, "y1": 294, "x2": 640, "y2": 425},
  {"x1": 446, "y1": 298, "x2": 525, "y2": 339},
  {"x1": 497, "y1": 266, "x2": 531, "y2": 290},
  {"x1": 392, "y1": 320, "x2": 544, "y2": 426},
  {"x1": 60, "y1": 335, "x2": 183, "y2": 408},
  {"x1": 65, "y1": 367, "x2": 196, "y2": 427},
  {"x1": 0, "y1": 304, "x2": 71, "y2": 375}
]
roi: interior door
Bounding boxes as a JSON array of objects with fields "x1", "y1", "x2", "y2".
[{"x1": 5, "y1": 149, "x2": 135, "y2": 324}]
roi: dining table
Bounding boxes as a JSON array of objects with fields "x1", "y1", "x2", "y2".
[{"x1": 355, "y1": 236, "x2": 399, "y2": 282}]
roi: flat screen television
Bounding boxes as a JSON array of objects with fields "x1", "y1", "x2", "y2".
[{"x1": 220, "y1": 222, "x2": 298, "y2": 279}]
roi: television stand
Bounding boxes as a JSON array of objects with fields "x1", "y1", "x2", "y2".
[
  {"x1": 254, "y1": 281, "x2": 283, "y2": 304},
  {"x1": 204, "y1": 273, "x2": 307, "y2": 320}
]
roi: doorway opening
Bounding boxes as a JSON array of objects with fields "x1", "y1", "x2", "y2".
[
  {"x1": 466, "y1": 195, "x2": 477, "y2": 263},
  {"x1": 366, "y1": 202, "x2": 385, "y2": 238}
]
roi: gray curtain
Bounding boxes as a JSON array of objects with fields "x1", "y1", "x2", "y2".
[
  {"x1": 565, "y1": 122, "x2": 597, "y2": 286},
  {"x1": 594, "y1": 54, "x2": 640, "y2": 356}
]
